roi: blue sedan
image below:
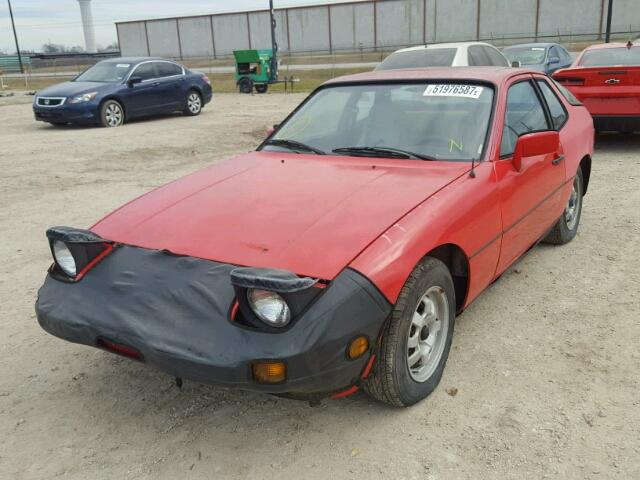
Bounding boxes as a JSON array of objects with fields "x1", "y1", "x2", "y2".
[
  {"x1": 502, "y1": 43, "x2": 574, "y2": 74},
  {"x1": 33, "y1": 57, "x2": 213, "y2": 127}
]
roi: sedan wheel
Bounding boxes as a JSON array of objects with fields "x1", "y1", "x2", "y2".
[
  {"x1": 185, "y1": 91, "x2": 202, "y2": 116},
  {"x1": 406, "y1": 287, "x2": 449, "y2": 383},
  {"x1": 365, "y1": 256, "x2": 456, "y2": 407},
  {"x1": 100, "y1": 100, "x2": 124, "y2": 128}
]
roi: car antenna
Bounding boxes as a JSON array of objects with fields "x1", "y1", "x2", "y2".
[{"x1": 469, "y1": 156, "x2": 477, "y2": 178}]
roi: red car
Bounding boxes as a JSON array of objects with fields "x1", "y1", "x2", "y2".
[
  {"x1": 36, "y1": 67, "x2": 594, "y2": 407},
  {"x1": 553, "y1": 41, "x2": 640, "y2": 132}
]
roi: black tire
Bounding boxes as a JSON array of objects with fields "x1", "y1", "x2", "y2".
[
  {"x1": 184, "y1": 90, "x2": 203, "y2": 116},
  {"x1": 238, "y1": 77, "x2": 253, "y2": 94},
  {"x1": 543, "y1": 168, "x2": 584, "y2": 245},
  {"x1": 364, "y1": 257, "x2": 456, "y2": 407},
  {"x1": 100, "y1": 100, "x2": 124, "y2": 128},
  {"x1": 255, "y1": 84, "x2": 269, "y2": 94}
]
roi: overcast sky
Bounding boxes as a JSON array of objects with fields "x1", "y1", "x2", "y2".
[{"x1": 0, "y1": 0, "x2": 352, "y2": 52}]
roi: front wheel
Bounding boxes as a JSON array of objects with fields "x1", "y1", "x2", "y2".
[
  {"x1": 543, "y1": 168, "x2": 584, "y2": 245},
  {"x1": 364, "y1": 257, "x2": 456, "y2": 407},
  {"x1": 100, "y1": 100, "x2": 124, "y2": 128},
  {"x1": 184, "y1": 90, "x2": 202, "y2": 116},
  {"x1": 238, "y1": 77, "x2": 253, "y2": 94}
]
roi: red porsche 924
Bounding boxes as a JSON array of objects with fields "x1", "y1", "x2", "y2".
[
  {"x1": 553, "y1": 41, "x2": 640, "y2": 132},
  {"x1": 36, "y1": 67, "x2": 594, "y2": 407}
]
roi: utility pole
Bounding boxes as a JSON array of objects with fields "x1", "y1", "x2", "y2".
[
  {"x1": 269, "y1": 0, "x2": 278, "y2": 80},
  {"x1": 604, "y1": 0, "x2": 614, "y2": 43},
  {"x1": 7, "y1": 0, "x2": 24, "y2": 73}
]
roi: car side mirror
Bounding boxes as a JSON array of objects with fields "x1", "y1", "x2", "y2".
[
  {"x1": 512, "y1": 131, "x2": 559, "y2": 172},
  {"x1": 266, "y1": 123, "x2": 279, "y2": 137},
  {"x1": 548, "y1": 56, "x2": 560, "y2": 65},
  {"x1": 511, "y1": 60, "x2": 521, "y2": 68},
  {"x1": 128, "y1": 76, "x2": 143, "y2": 87}
]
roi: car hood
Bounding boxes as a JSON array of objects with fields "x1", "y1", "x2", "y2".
[
  {"x1": 37, "y1": 81, "x2": 113, "y2": 98},
  {"x1": 92, "y1": 151, "x2": 470, "y2": 279}
]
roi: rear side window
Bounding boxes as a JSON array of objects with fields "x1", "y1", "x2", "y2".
[
  {"x1": 132, "y1": 62, "x2": 156, "y2": 81},
  {"x1": 536, "y1": 80, "x2": 568, "y2": 129},
  {"x1": 484, "y1": 46, "x2": 509, "y2": 66},
  {"x1": 377, "y1": 48, "x2": 457, "y2": 70},
  {"x1": 501, "y1": 81, "x2": 550, "y2": 157},
  {"x1": 468, "y1": 46, "x2": 489, "y2": 66},
  {"x1": 552, "y1": 80, "x2": 582, "y2": 106},
  {"x1": 580, "y1": 47, "x2": 640, "y2": 66},
  {"x1": 156, "y1": 62, "x2": 182, "y2": 77}
]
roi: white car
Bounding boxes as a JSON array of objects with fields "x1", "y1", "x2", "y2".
[{"x1": 376, "y1": 42, "x2": 510, "y2": 71}]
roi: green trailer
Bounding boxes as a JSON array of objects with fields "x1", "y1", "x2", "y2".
[{"x1": 233, "y1": 49, "x2": 278, "y2": 94}]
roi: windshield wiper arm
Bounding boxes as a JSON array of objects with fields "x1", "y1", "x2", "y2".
[
  {"x1": 264, "y1": 139, "x2": 326, "y2": 155},
  {"x1": 332, "y1": 146, "x2": 436, "y2": 161}
]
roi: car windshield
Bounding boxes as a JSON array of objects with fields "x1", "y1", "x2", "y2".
[
  {"x1": 75, "y1": 62, "x2": 132, "y2": 83},
  {"x1": 264, "y1": 82, "x2": 494, "y2": 162},
  {"x1": 580, "y1": 47, "x2": 640, "y2": 66},
  {"x1": 376, "y1": 49, "x2": 457, "y2": 70},
  {"x1": 503, "y1": 47, "x2": 547, "y2": 65}
]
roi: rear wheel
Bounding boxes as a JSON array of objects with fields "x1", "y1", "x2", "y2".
[
  {"x1": 544, "y1": 168, "x2": 584, "y2": 245},
  {"x1": 238, "y1": 77, "x2": 253, "y2": 94},
  {"x1": 255, "y1": 84, "x2": 269, "y2": 94},
  {"x1": 184, "y1": 90, "x2": 202, "y2": 116},
  {"x1": 364, "y1": 257, "x2": 456, "y2": 407},
  {"x1": 100, "y1": 100, "x2": 124, "y2": 128}
]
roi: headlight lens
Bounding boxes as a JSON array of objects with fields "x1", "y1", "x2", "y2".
[
  {"x1": 247, "y1": 289, "x2": 291, "y2": 327},
  {"x1": 52, "y1": 240, "x2": 76, "y2": 277},
  {"x1": 69, "y1": 92, "x2": 98, "y2": 103}
]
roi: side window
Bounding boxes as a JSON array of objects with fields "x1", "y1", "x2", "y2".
[
  {"x1": 484, "y1": 46, "x2": 509, "y2": 66},
  {"x1": 468, "y1": 46, "x2": 488, "y2": 66},
  {"x1": 132, "y1": 62, "x2": 156, "y2": 81},
  {"x1": 156, "y1": 62, "x2": 182, "y2": 77},
  {"x1": 500, "y1": 81, "x2": 550, "y2": 157},
  {"x1": 536, "y1": 79, "x2": 568, "y2": 129},
  {"x1": 549, "y1": 46, "x2": 560, "y2": 61}
]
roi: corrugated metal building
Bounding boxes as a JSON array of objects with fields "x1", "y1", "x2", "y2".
[{"x1": 116, "y1": 0, "x2": 640, "y2": 59}]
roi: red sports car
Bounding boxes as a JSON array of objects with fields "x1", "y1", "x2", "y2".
[
  {"x1": 36, "y1": 67, "x2": 594, "y2": 407},
  {"x1": 553, "y1": 41, "x2": 640, "y2": 132}
]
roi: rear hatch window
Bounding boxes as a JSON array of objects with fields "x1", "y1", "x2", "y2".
[{"x1": 377, "y1": 48, "x2": 457, "y2": 71}]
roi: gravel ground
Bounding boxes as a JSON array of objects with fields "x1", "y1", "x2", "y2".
[{"x1": 0, "y1": 93, "x2": 639, "y2": 480}]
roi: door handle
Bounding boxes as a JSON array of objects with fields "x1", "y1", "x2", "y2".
[
  {"x1": 605, "y1": 78, "x2": 620, "y2": 85},
  {"x1": 552, "y1": 155, "x2": 565, "y2": 166}
]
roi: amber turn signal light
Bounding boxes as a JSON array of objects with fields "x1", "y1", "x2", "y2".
[
  {"x1": 252, "y1": 361, "x2": 286, "y2": 384},
  {"x1": 348, "y1": 336, "x2": 369, "y2": 359}
]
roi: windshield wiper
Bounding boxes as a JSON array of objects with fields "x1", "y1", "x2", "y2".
[
  {"x1": 332, "y1": 146, "x2": 436, "y2": 161},
  {"x1": 264, "y1": 139, "x2": 326, "y2": 155}
]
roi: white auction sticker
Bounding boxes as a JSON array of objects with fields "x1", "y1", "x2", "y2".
[
  {"x1": 116, "y1": 64, "x2": 131, "y2": 68},
  {"x1": 424, "y1": 84, "x2": 484, "y2": 99}
]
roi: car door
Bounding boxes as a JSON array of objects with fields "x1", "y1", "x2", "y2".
[
  {"x1": 494, "y1": 77, "x2": 566, "y2": 275},
  {"x1": 124, "y1": 62, "x2": 161, "y2": 117},
  {"x1": 153, "y1": 61, "x2": 185, "y2": 111}
]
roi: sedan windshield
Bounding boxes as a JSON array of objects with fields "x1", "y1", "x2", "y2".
[
  {"x1": 75, "y1": 62, "x2": 132, "y2": 83},
  {"x1": 580, "y1": 47, "x2": 640, "y2": 67},
  {"x1": 376, "y1": 49, "x2": 457, "y2": 70},
  {"x1": 503, "y1": 47, "x2": 547, "y2": 65},
  {"x1": 264, "y1": 83, "x2": 494, "y2": 162}
]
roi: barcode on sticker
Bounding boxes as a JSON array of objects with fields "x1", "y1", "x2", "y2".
[{"x1": 424, "y1": 84, "x2": 484, "y2": 99}]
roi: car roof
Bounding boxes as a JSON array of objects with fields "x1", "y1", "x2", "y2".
[
  {"x1": 584, "y1": 41, "x2": 638, "y2": 51},
  {"x1": 392, "y1": 42, "x2": 497, "y2": 53},
  {"x1": 325, "y1": 66, "x2": 535, "y2": 86},
  {"x1": 99, "y1": 57, "x2": 169, "y2": 65},
  {"x1": 503, "y1": 43, "x2": 558, "y2": 49}
]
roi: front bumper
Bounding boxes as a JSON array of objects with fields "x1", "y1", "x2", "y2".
[
  {"x1": 33, "y1": 101, "x2": 99, "y2": 124},
  {"x1": 35, "y1": 245, "x2": 391, "y2": 396}
]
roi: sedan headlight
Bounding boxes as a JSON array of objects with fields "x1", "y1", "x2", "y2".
[
  {"x1": 52, "y1": 240, "x2": 77, "y2": 277},
  {"x1": 69, "y1": 92, "x2": 98, "y2": 104},
  {"x1": 247, "y1": 289, "x2": 291, "y2": 327}
]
